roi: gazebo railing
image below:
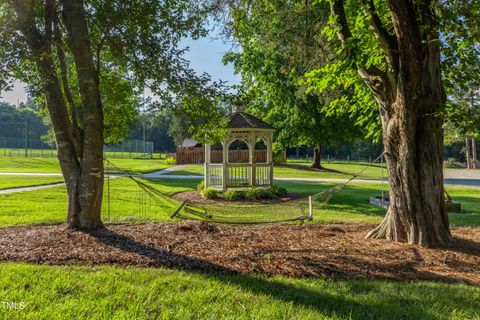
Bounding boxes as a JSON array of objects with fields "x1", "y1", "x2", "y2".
[
  {"x1": 205, "y1": 163, "x2": 223, "y2": 188},
  {"x1": 254, "y1": 163, "x2": 272, "y2": 187},
  {"x1": 227, "y1": 163, "x2": 250, "y2": 188},
  {"x1": 206, "y1": 163, "x2": 273, "y2": 189}
]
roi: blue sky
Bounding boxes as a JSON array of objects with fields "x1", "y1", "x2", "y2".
[{"x1": 0, "y1": 36, "x2": 241, "y2": 105}]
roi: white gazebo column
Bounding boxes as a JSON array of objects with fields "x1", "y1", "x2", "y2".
[
  {"x1": 222, "y1": 139, "x2": 228, "y2": 191},
  {"x1": 248, "y1": 133, "x2": 256, "y2": 186},
  {"x1": 204, "y1": 143, "x2": 211, "y2": 188},
  {"x1": 266, "y1": 133, "x2": 273, "y2": 163},
  {"x1": 267, "y1": 133, "x2": 273, "y2": 186}
]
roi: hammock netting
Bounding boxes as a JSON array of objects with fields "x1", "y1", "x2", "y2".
[{"x1": 105, "y1": 155, "x2": 384, "y2": 225}]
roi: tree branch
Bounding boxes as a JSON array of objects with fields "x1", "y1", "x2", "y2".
[
  {"x1": 361, "y1": 0, "x2": 398, "y2": 79},
  {"x1": 11, "y1": 0, "x2": 79, "y2": 166},
  {"x1": 330, "y1": 0, "x2": 385, "y2": 86},
  {"x1": 53, "y1": 13, "x2": 83, "y2": 156}
]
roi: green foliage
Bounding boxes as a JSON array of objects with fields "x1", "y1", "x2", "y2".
[
  {"x1": 101, "y1": 69, "x2": 139, "y2": 144},
  {"x1": 0, "y1": 100, "x2": 49, "y2": 142},
  {"x1": 245, "y1": 187, "x2": 277, "y2": 200},
  {"x1": 165, "y1": 157, "x2": 176, "y2": 166},
  {"x1": 168, "y1": 113, "x2": 191, "y2": 147},
  {"x1": 196, "y1": 180, "x2": 205, "y2": 191},
  {"x1": 0, "y1": 0, "x2": 227, "y2": 157},
  {"x1": 225, "y1": 0, "x2": 372, "y2": 161},
  {"x1": 223, "y1": 190, "x2": 245, "y2": 201},
  {"x1": 444, "y1": 158, "x2": 464, "y2": 169},
  {"x1": 268, "y1": 185, "x2": 288, "y2": 198},
  {"x1": 201, "y1": 187, "x2": 219, "y2": 199}
]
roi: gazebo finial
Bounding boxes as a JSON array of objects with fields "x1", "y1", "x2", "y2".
[{"x1": 233, "y1": 100, "x2": 245, "y2": 113}]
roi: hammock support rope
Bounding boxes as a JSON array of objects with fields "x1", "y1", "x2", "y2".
[{"x1": 104, "y1": 154, "x2": 385, "y2": 225}]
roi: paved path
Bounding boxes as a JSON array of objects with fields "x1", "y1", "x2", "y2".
[
  {"x1": 142, "y1": 165, "x2": 189, "y2": 178},
  {"x1": 444, "y1": 169, "x2": 480, "y2": 180},
  {"x1": 0, "y1": 183, "x2": 66, "y2": 195},
  {"x1": 0, "y1": 172, "x2": 63, "y2": 176}
]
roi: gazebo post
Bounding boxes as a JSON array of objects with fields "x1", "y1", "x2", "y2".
[
  {"x1": 222, "y1": 139, "x2": 228, "y2": 191},
  {"x1": 248, "y1": 134, "x2": 256, "y2": 186},
  {"x1": 267, "y1": 133, "x2": 273, "y2": 186},
  {"x1": 204, "y1": 143, "x2": 211, "y2": 188}
]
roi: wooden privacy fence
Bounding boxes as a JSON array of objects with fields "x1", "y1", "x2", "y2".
[{"x1": 176, "y1": 147, "x2": 267, "y2": 165}]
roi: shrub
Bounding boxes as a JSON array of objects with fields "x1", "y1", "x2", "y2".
[
  {"x1": 165, "y1": 157, "x2": 176, "y2": 165},
  {"x1": 201, "y1": 188, "x2": 218, "y2": 199},
  {"x1": 224, "y1": 190, "x2": 245, "y2": 201},
  {"x1": 444, "y1": 158, "x2": 463, "y2": 169},
  {"x1": 269, "y1": 185, "x2": 288, "y2": 197},
  {"x1": 245, "y1": 187, "x2": 277, "y2": 200},
  {"x1": 196, "y1": 180, "x2": 205, "y2": 190}
]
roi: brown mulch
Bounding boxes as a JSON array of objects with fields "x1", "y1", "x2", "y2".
[
  {"x1": 0, "y1": 222, "x2": 479, "y2": 284},
  {"x1": 173, "y1": 190, "x2": 303, "y2": 204}
]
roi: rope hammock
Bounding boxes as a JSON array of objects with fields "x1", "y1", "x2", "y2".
[{"x1": 104, "y1": 154, "x2": 385, "y2": 225}]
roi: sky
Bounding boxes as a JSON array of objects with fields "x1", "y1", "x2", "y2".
[{"x1": 0, "y1": 36, "x2": 241, "y2": 106}]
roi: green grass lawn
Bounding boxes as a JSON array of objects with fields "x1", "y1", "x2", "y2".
[
  {"x1": 0, "y1": 157, "x2": 170, "y2": 174},
  {"x1": 0, "y1": 175, "x2": 63, "y2": 190},
  {"x1": 166, "y1": 162, "x2": 385, "y2": 179},
  {"x1": 0, "y1": 263, "x2": 478, "y2": 320},
  {"x1": 0, "y1": 177, "x2": 193, "y2": 227},
  {"x1": 0, "y1": 177, "x2": 477, "y2": 228}
]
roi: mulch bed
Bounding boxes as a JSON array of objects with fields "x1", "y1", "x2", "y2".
[
  {"x1": 0, "y1": 222, "x2": 479, "y2": 284},
  {"x1": 173, "y1": 190, "x2": 303, "y2": 204}
]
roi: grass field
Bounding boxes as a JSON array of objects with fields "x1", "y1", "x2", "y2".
[
  {"x1": 165, "y1": 162, "x2": 386, "y2": 179},
  {"x1": 0, "y1": 263, "x2": 478, "y2": 320},
  {"x1": 0, "y1": 175, "x2": 63, "y2": 190},
  {"x1": 0, "y1": 177, "x2": 478, "y2": 228},
  {"x1": 0, "y1": 157, "x2": 170, "y2": 174}
]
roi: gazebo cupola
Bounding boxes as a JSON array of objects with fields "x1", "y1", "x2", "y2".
[{"x1": 204, "y1": 103, "x2": 275, "y2": 190}]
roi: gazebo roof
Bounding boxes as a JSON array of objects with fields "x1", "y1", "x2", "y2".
[{"x1": 225, "y1": 111, "x2": 275, "y2": 130}]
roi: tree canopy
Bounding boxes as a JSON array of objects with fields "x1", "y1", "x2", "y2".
[{"x1": 224, "y1": 0, "x2": 375, "y2": 167}]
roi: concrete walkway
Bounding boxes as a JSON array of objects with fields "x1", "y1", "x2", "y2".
[
  {"x1": 142, "y1": 165, "x2": 189, "y2": 178},
  {"x1": 0, "y1": 172, "x2": 63, "y2": 176},
  {"x1": 0, "y1": 182, "x2": 66, "y2": 195}
]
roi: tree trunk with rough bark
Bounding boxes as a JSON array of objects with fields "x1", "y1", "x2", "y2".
[
  {"x1": 61, "y1": 0, "x2": 104, "y2": 230},
  {"x1": 311, "y1": 144, "x2": 322, "y2": 169},
  {"x1": 13, "y1": 0, "x2": 104, "y2": 230},
  {"x1": 472, "y1": 137, "x2": 478, "y2": 169},
  {"x1": 466, "y1": 137, "x2": 472, "y2": 169},
  {"x1": 331, "y1": 0, "x2": 451, "y2": 246}
]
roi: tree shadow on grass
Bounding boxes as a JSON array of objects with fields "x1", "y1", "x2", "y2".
[{"x1": 87, "y1": 227, "x2": 477, "y2": 320}]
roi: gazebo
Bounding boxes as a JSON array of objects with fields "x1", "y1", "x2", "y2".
[{"x1": 204, "y1": 105, "x2": 275, "y2": 190}]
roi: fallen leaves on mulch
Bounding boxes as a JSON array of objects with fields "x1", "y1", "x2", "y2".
[{"x1": 0, "y1": 222, "x2": 478, "y2": 284}]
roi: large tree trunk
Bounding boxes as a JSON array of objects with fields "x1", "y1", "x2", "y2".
[
  {"x1": 364, "y1": 1, "x2": 451, "y2": 246},
  {"x1": 472, "y1": 137, "x2": 478, "y2": 169},
  {"x1": 311, "y1": 144, "x2": 322, "y2": 169},
  {"x1": 13, "y1": 0, "x2": 104, "y2": 230},
  {"x1": 331, "y1": 0, "x2": 452, "y2": 246},
  {"x1": 466, "y1": 137, "x2": 472, "y2": 169},
  {"x1": 366, "y1": 94, "x2": 450, "y2": 245},
  {"x1": 61, "y1": 0, "x2": 104, "y2": 230}
]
